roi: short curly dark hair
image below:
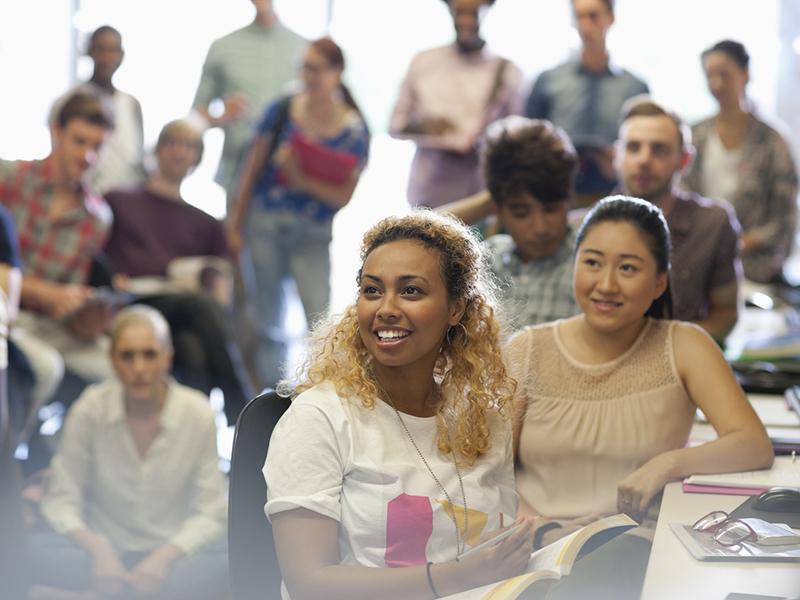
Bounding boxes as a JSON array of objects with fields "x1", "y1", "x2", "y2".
[{"x1": 482, "y1": 116, "x2": 577, "y2": 206}]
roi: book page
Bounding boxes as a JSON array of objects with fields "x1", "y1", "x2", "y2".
[
  {"x1": 527, "y1": 529, "x2": 580, "y2": 574},
  {"x1": 439, "y1": 570, "x2": 558, "y2": 600},
  {"x1": 528, "y1": 514, "x2": 638, "y2": 576},
  {"x1": 440, "y1": 514, "x2": 636, "y2": 600}
]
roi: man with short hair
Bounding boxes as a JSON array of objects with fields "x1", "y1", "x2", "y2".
[
  {"x1": 192, "y1": 0, "x2": 305, "y2": 206},
  {"x1": 103, "y1": 120, "x2": 255, "y2": 423},
  {"x1": 51, "y1": 25, "x2": 145, "y2": 194},
  {"x1": 615, "y1": 97, "x2": 742, "y2": 340},
  {"x1": 481, "y1": 116, "x2": 581, "y2": 327},
  {"x1": 390, "y1": 0, "x2": 523, "y2": 208},
  {"x1": 0, "y1": 91, "x2": 116, "y2": 406},
  {"x1": 526, "y1": 0, "x2": 648, "y2": 203}
]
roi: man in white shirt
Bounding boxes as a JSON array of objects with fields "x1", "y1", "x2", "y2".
[{"x1": 51, "y1": 25, "x2": 145, "y2": 194}]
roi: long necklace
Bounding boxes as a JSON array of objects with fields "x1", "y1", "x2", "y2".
[{"x1": 379, "y1": 383, "x2": 469, "y2": 558}]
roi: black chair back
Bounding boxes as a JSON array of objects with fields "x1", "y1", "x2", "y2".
[{"x1": 228, "y1": 389, "x2": 291, "y2": 600}]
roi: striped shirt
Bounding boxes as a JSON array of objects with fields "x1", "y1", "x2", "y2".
[{"x1": 484, "y1": 228, "x2": 579, "y2": 331}]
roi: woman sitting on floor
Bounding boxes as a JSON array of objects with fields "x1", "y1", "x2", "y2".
[{"x1": 28, "y1": 305, "x2": 228, "y2": 600}]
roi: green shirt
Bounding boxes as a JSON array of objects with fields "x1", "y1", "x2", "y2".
[{"x1": 193, "y1": 21, "x2": 306, "y2": 193}]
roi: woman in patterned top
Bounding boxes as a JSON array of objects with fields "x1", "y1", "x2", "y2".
[{"x1": 684, "y1": 39, "x2": 798, "y2": 283}]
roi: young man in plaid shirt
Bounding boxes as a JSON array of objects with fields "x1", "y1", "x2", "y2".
[{"x1": 0, "y1": 91, "x2": 115, "y2": 408}]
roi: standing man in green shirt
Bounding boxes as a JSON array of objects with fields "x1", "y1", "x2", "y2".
[
  {"x1": 192, "y1": 0, "x2": 305, "y2": 384},
  {"x1": 192, "y1": 0, "x2": 306, "y2": 208}
]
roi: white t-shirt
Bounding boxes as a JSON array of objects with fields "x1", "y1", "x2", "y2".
[
  {"x1": 701, "y1": 130, "x2": 742, "y2": 210},
  {"x1": 264, "y1": 381, "x2": 517, "y2": 569}
]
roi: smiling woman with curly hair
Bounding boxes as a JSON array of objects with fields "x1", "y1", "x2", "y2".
[{"x1": 265, "y1": 210, "x2": 535, "y2": 599}]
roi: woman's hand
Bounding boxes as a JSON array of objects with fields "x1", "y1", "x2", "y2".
[
  {"x1": 90, "y1": 546, "x2": 128, "y2": 595},
  {"x1": 617, "y1": 452, "x2": 676, "y2": 519},
  {"x1": 126, "y1": 545, "x2": 183, "y2": 596},
  {"x1": 274, "y1": 143, "x2": 305, "y2": 190},
  {"x1": 532, "y1": 514, "x2": 600, "y2": 548},
  {"x1": 454, "y1": 517, "x2": 536, "y2": 588}
]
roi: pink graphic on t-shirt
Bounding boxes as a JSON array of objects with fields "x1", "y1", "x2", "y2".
[{"x1": 385, "y1": 493, "x2": 433, "y2": 567}]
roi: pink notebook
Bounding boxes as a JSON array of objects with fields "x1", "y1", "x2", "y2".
[{"x1": 681, "y1": 482, "x2": 767, "y2": 496}]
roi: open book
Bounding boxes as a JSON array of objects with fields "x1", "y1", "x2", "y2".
[{"x1": 441, "y1": 513, "x2": 637, "y2": 600}]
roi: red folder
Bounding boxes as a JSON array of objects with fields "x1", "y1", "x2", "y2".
[{"x1": 281, "y1": 131, "x2": 360, "y2": 184}]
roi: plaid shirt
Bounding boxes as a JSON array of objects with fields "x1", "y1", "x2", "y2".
[
  {"x1": 484, "y1": 228, "x2": 579, "y2": 330},
  {"x1": 0, "y1": 158, "x2": 111, "y2": 284}
]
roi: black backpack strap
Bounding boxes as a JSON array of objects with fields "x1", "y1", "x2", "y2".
[{"x1": 265, "y1": 94, "x2": 293, "y2": 164}]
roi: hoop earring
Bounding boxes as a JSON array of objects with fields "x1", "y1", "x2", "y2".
[{"x1": 445, "y1": 322, "x2": 469, "y2": 347}]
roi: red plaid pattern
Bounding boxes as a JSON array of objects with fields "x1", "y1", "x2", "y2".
[{"x1": 0, "y1": 158, "x2": 111, "y2": 284}]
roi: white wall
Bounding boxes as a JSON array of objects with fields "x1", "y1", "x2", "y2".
[{"x1": 0, "y1": 0, "x2": 794, "y2": 312}]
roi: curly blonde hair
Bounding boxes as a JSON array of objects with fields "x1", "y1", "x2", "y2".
[{"x1": 288, "y1": 211, "x2": 515, "y2": 464}]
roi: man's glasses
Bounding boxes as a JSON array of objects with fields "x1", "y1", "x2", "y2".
[{"x1": 692, "y1": 510, "x2": 758, "y2": 547}]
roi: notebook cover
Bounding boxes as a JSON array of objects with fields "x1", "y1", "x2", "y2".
[{"x1": 291, "y1": 132, "x2": 359, "y2": 184}]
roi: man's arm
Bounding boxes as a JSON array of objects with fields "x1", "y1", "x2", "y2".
[
  {"x1": 20, "y1": 275, "x2": 110, "y2": 340},
  {"x1": 190, "y1": 43, "x2": 247, "y2": 129},
  {"x1": 436, "y1": 190, "x2": 494, "y2": 226},
  {"x1": 20, "y1": 275, "x2": 91, "y2": 321},
  {"x1": 695, "y1": 279, "x2": 739, "y2": 342}
]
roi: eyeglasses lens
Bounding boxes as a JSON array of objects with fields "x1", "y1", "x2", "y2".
[{"x1": 713, "y1": 520, "x2": 754, "y2": 546}]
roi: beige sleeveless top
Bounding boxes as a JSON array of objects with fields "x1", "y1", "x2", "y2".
[{"x1": 506, "y1": 318, "x2": 695, "y2": 519}]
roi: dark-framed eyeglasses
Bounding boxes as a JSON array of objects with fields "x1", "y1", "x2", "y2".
[{"x1": 692, "y1": 510, "x2": 758, "y2": 547}]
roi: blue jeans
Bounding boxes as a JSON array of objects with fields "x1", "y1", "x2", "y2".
[
  {"x1": 26, "y1": 531, "x2": 229, "y2": 600},
  {"x1": 243, "y1": 209, "x2": 332, "y2": 387}
]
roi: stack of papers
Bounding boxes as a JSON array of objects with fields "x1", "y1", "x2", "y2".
[{"x1": 683, "y1": 456, "x2": 800, "y2": 495}]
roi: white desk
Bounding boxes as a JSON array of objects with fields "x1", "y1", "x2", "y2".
[
  {"x1": 642, "y1": 392, "x2": 800, "y2": 600},
  {"x1": 641, "y1": 483, "x2": 800, "y2": 599}
]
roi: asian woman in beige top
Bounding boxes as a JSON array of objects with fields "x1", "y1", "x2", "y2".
[{"x1": 506, "y1": 195, "x2": 772, "y2": 543}]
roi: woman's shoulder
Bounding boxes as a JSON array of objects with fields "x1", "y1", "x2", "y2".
[
  {"x1": 503, "y1": 322, "x2": 559, "y2": 378},
  {"x1": 506, "y1": 321, "x2": 556, "y2": 348},
  {"x1": 689, "y1": 117, "x2": 715, "y2": 153},
  {"x1": 288, "y1": 381, "x2": 356, "y2": 423},
  {"x1": 748, "y1": 114, "x2": 795, "y2": 152},
  {"x1": 669, "y1": 319, "x2": 711, "y2": 342},
  {"x1": 505, "y1": 321, "x2": 559, "y2": 355},
  {"x1": 667, "y1": 320, "x2": 719, "y2": 366}
]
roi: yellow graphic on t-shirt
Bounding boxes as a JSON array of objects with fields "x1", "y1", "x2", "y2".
[{"x1": 437, "y1": 500, "x2": 488, "y2": 546}]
